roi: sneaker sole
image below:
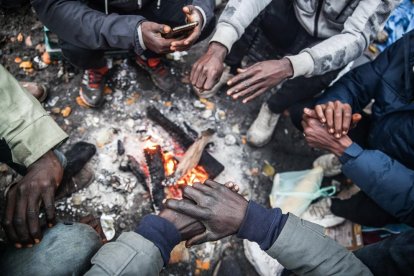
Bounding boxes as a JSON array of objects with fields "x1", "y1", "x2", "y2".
[{"x1": 79, "y1": 88, "x2": 103, "y2": 108}]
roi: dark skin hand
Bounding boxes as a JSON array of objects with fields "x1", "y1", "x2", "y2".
[
  {"x1": 301, "y1": 115, "x2": 353, "y2": 156},
  {"x1": 170, "y1": 5, "x2": 204, "y2": 52},
  {"x1": 141, "y1": 22, "x2": 176, "y2": 54},
  {"x1": 3, "y1": 151, "x2": 63, "y2": 248},
  {"x1": 190, "y1": 42, "x2": 228, "y2": 91},
  {"x1": 159, "y1": 199, "x2": 206, "y2": 241},
  {"x1": 304, "y1": 104, "x2": 362, "y2": 139},
  {"x1": 165, "y1": 180, "x2": 248, "y2": 247},
  {"x1": 227, "y1": 58, "x2": 294, "y2": 103}
]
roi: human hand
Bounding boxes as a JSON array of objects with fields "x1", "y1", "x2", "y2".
[
  {"x1": 170, "y1": 5, "x2": 203, "y2": 52},
  {"x1": 226, "y1": 58, "x2": 293, "y2": 103},
  {"x1": 141, "y1": 21, "x2": 175, "y2": 54},
  {"x1": 304, "y1": 102, "x2": 362, "y2": 139},
  {"x1": 301, "y1": 115, "x2": 353, "y2": 156},
  {"x1": 190, "y1": 42, "x2": 227, "y2": 91},
  {"x1": 3, "y1": 151, "x2": 63, "y2": 248},
  {"x1": 159, "y1": 199, "x2": 205, "y2": 241},
  {"x1": 165, "y1": 180, "x2": 248, "y2": 247}
]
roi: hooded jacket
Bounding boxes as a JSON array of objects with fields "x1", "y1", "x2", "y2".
[{"x1": 211, "y1": 0, "x2": 400, "y2": 78}]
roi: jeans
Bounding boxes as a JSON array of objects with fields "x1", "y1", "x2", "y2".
[
  {"x1": 60, "y1": 0, "x2": 216, "y2": 69},
  {"x1": 225, "y1": 0, "x2": 342, "y2": 115},
  {"x1": 0, "y1": 222, "x2": 102, "y2": 276}
]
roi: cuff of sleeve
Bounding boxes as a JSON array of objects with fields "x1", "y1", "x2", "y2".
[
  {"x1": 134, "y1": 21, "x2": 147, "y2": 55},
  {"x1": 237, "y1": 201, "x2": 287, "y2": 250},
  {"x1": 195, "y1": 6, "x2": 207, "y2": 30},
  {"x1": 210, "y1": 22, "x2": 240, "y2": 53},
  {"x1": 285, "y1": 52, "x2": 315, "y2": 79},
  {"x1": 9, "y1": 115, "x2": 68, "y2": 167},
  {"x1": 339, "y1": 143, "x2": 364, "y2": 164},
  {"x1": 135, "y1": 215, "x2": 181, "y2": 265}
]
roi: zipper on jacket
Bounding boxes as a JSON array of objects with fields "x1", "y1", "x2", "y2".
[
  {"x1": 157, "y1": 0, "x2": 161, "y2": 9},
  {"x1": 137, "y1": 0, "x2": 142, "y2": 9},
  {"x1": 314, "y1": 0, "x2": 323, "y2": 37}
]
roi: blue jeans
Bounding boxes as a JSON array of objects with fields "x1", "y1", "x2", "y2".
[{"x1": 0, "y1": 222, "x2": 102, "y2": 276}]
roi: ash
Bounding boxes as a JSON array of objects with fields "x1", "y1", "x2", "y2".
[{"x1": 0, "y1": 7, "x2": 321, "y2": 275}]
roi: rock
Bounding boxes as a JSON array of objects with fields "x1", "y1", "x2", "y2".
[
  {"x1": 72, "y1": 194, "x2": 83, "y2": 206},
  {"x1": 224, "y1": 134, "x2": 237, "y2": 145},
  {"x1": 14, "y1": 57, "x2": 22, "y2": 63},
  {"x1": 232, "y1": 124, "x2": 240, "y2": 134},
  {"x1": 201, "y1": 109, "x2": 213, "y2": 119},
  {"x1": 96, "y1": 129, "x2": 113, "y2": 148},
  {"x1": 100, "y1": 214, "x2": 116, "y2": 241},
  {"x1": 119, "y1": 222, "x2": 126, "y2": 229},
  {"x1": 215, "y1": 109, "x2": 226, "y2": 120},
  {"x1": 51, "y1": 107, "x2": 61, "y2": 114},
  {"x1": 117, "y1": 140, "x2": 125, "y2": 156},
  {"x1": 126, "y1": 118, "x2": 134, "y2": 129},
  {"x1": 25, "y1": 36, "x2": 32, "y2": 47},
  {"x1": 193, "y1": 100, "x2": 205, "y2": 109},
  {"x1": 0, "y1": 163, "x2": 9, "y2": 173}
]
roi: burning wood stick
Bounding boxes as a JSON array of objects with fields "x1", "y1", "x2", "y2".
[
  {"x1": 144, "y1": 145, "x2": 166, "y2": 212},
  {"x1": 167, "y1": 129, "x2": 214, "y2": 185}
]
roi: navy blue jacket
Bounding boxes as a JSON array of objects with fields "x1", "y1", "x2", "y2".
[
  {"x1": 317, "y1": 30, "x2": 414, "y2": 225},
  {"x1": 31, "y1": 0, "x2": 214, "y2": 55}
]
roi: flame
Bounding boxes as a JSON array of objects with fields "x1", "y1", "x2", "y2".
[{"x1": 144, "y1": 139, "x2": 158, "y2": 151}]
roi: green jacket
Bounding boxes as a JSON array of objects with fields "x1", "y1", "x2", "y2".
[
  {"x1": 0, "y1": 64, "x2": 67, "y2": 167},
  {"x1": 86, "y1": 215, "x2": 371, "y2": 276}
]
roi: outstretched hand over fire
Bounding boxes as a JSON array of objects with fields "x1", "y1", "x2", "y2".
[{"x1": 165, "y1": 180, "x2": 247, "y2": 247}]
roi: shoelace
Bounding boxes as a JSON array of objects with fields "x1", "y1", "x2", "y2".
[{"x1": 87, "y1": 70, "x2": 103, "y2": 86}]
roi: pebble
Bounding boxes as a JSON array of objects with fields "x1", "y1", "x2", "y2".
[
  {"x1": 193, "y1": 100, "x2": 205, "y2": 109},
  {"x1": 224, "y1": 134, "x2": 237, "y2": 145},
  {"x1": 72, "y1": 194, "x2": 82, "y2": 206},
  {"x1": 201, "y1": 109, "x2": 213, "y2": 119},
  {"x1": 119, "y1": 222, "x2": 126, "y2": 229}
]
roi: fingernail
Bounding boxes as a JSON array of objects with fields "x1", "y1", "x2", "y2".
[
  {"x1": 342, "y1": 131, "x2": 347, "y2": 135},
  {"x1": 34, "y1": 239, "x2": 40, "y2": 244},
  {"x1": 15, "y1": 243, "x2": 22, "y2": 249},
  {"x1": 162, "y1": 198, "x2": 167, "y2": 204},
  {"x1": 26, "y1": 244, "x2": 33, "y2": 248},
  {"x1": 304, "y1": 108, "x2": 309, "y2": 113},
  {"x1": 335, "y1": 133, "x2": 341, "y2": 138},
  {"x1": 227, "y1": 81, "x2": 232, "y2": 85},
  {"x1": 48, "y1": 223, "x2": 53, "y2": 228},
  {"x1": 322, "y1": 119, "x2": 326, "y2": 123},
  {"x1": 329, "y1": 128, "x2": 334, "y2": 133}
]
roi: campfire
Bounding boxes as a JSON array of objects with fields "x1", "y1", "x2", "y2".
[
  {"x1": 127, "y1": 106, "x2": 224, "y2": 212},
  {"x1": 143, "y1": 138, "x2": 209, "y2": 200}
]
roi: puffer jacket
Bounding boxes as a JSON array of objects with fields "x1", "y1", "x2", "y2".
[
  {"x1": 211, "y1": 0, "x2": 400, "y2": 78},
  {"x1": 31, "y1": 0, "x2": 214, "y2": 55},
  {"x1": 317, "y1": 30, "x2": 414, "y2": 225}
]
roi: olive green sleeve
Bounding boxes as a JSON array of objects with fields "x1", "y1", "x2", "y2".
[{"x1": 0, "y1": 64, "x2": 68, "y2": 167}]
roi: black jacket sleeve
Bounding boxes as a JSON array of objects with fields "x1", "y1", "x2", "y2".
[
  {"x1": 31, "y1": 0, "x2": 146, "y2": 54},
  {"x1": 193, "y1": 0, "x2": 214, "y2": 26}
]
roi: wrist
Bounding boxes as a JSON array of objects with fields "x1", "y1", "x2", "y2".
[
  {"x1": 331, "y1": 136, "x2": 353, "y2": 157},
  {"x1": 208, "y1": 42, "x2": 227, "y2": 61},
  {"x1": 280, "y1": 58, "x2": 294, "y2": 79}
]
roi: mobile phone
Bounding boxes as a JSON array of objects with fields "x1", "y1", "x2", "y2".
[{"x1": 162, "y1": 22, "x2": 199, "y2": 39}]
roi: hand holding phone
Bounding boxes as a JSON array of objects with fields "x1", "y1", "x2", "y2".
[{"x1": 170, "y1": 5, "x2": 204, "y2": 52}]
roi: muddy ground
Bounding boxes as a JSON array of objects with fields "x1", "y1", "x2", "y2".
[{"x1": 0, "y1": 5, "x2": 324, "y2": 275}]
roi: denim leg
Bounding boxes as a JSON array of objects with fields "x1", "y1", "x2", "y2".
[
  {"x1": 267, "y1": 68, "x2": 342, "y2": 114},
  {"x1": 59, "y1": 40, "x2": 107, "y2": 70},
  {"x1": 354, "y1": 230, "x2": 414, "y2": 275},
  {"x1": 0, "y1": 222, "x2": 102, "y2": 276}
]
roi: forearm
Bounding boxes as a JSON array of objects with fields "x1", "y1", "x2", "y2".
[
  {"x1": 267, "y1": 214, "x2": 372, "y2": 275},
  {"x1": 86, "y1": 215, "x2": 180, "y2": 275},
  {"x1": 292, "y1": 0, "x2": 397, "y2": 78},
  {"x1": 210, "y1": 0, "x2": 271, "y2": 52},
  {"x1": 31, "y1": 0, "x2": 145, "y2": 53},
  {"x1": 340, "y1": 143, "x2": 414, "y2": 225},
  {"x1": 0, "y1": 65, "x2": 67, "y2": 167}
]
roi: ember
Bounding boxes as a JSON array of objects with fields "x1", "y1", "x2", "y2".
[{"x1": 144, "y1": 139, "x2": 209, "y2": 200}]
